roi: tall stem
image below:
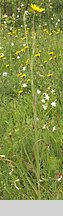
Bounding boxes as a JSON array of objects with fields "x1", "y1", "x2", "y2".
[{"x1": 23, "y1": 12, "x2": 41, "y2": 199}]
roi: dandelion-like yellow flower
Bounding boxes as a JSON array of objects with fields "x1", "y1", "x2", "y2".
[
  {"x1": 27, "y1": 78, "x2": 30, "y2": 83},
  {"x1": 47, "y1": 73, "x2": 53, "y2": 77},
  {"x1": 44, "y1": 60, "x2": 47, "y2": 63},
  {"x1": 47, "y1": 86, "x2": 51, "y2": 90},
  {"x1": 20, "y1": 37, "x2": 26, "y2": 42},
  {"x1": 6, "y1": 64, "x2": 9, "y2": 68},
  {"x1": 17, "y1": 73, "x2": 26, "y2": 78},
  {"x1": 21, "y1": 74, "x2": 26, "y2": 78},
  {"x1": 49, "y1": 57, "x2": 53, "y2": 61},
  {"x1": 26, "y1": 58, "x2": 30, "y2": 65},
  {"x1": 49, "y1": 32, "x2": 53, "y2": 36},
  {"x1": 18, "y1": 90, "x2": 23, "y2": 94},
  {"x1": 16, "y1": 50, "x2": 21, "y2": 55},
  {"x1": 35, "y1": 53, "x2": 40, "y2": 57},
  {"x1": 48, "y1": 52, "x2": 54, "y2": 55},
  {"x1": 54, "y1": 55, "x2": 56, "y2": 59},
  {"x1": 31, "y1": 3, "x2": 45, "y2": 13},
  {"x1": 17, "y1": 72, "x2": 22, "y2": 77},
  {"x1": 8, "y1": 32, "x2": 12, "y2": 36},
  {"x1": 21, "y1": 46, "x2": 28, "y2": 53}
]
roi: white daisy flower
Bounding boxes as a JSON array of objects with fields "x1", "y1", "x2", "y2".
[
  {"x1": 10, "y1": 27, "x2": 12, "y2": 31},
  {"x1": 4, "y1": 14, "x2": 8, "y2": 18},
  {"x1": 17, "y1": 7, "x2": 20, "y2": 12},
  {"x1": 44, "y1": 93, "x2": 49, "y2": 101},
  {"x1": 2, "y1": 72, "x2": 8, "y2": 77},
  {"x1": 25, "y1": 11, "x2": 28, "y2": 14},
  {"x1": 23, "y1": 66, "x2": 26, "y2": 71},
  {"x1": 58, "y1": 19, "x2": 60, "y2": 22},
  {"x1": 41, "y1": 99, "x2": 45, "y2": 103},
  {"x1": 17, "y1": 55, "x2": 20, "y2": 59},
  {"x1": 39, "y1": 74, "x2": 44, "y2": 77},
  {"x1": 21, "y1": 25, "x2": 23, "y2": 28},
  {"x1": 37, "y1": 89, "x2": 41, "y2": 95},
  {"x1": 52, "y1": 126, "x2": 56, "y2": 132},
  {"x1": 51, "y1": 18, "x2": 53, "y2": 21},
  {"x1": 23, "y1": 43, "x2": 27, "y2": 47},
  {"x1": 4, "y1": 21, "x2": 6, "y2": 24},
  {"x1": 42, "y1": 124, "x2": 46, "y2": 129},
  {"x1": 42, "y1": 104, "x2": 47, "y2": 110},
  {"x1": 17, "y1": 14, "x2": 19, "y2": 18},
  {"x1": 0, "y1": 46, "x2": 3, "y2": 50},
  {"x1": 51, "y1": 100, "x2": 56, "y2": 107},
  {"x1": 21, "y1": 3, "x2": 24, "y2": 7},
  {"x1": 12, "y1": 13, "x2": 15, "y2": 17},
  {"x1": 11, "y1": 42, "x2": 14, "y2": 46},
  {"x1": 51, "y1": 89, "x2": 55, "y2": 94},
  {"x1": 22, "y1": 83, "x2": 27, "y2": 88}
]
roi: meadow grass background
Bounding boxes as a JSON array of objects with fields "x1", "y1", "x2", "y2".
[{"x1": 0, "y1": 1, "x2": 63, "y2": 199}]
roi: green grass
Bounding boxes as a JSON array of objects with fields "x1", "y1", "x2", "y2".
[{"x1": 0, "y1": 10, "x2": 63, "y2": 200}]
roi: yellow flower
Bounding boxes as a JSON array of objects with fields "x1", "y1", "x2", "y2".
[
  {"x1": 35, "y1": 53, "x2": 40, "y2": 57},
  {"x1": 48, "y1": 52, "x2": 54, "y2": 55},
  {"x1": 26, "y1": 28, "x2": 30, "y2": 34},
  {"x1": 16, "y1": 50, "x2": 21, "y2": 55},
  {"x1": 17, "y1": 72, "x2": 22, "y2": 77},
  {"x1": 20, "y1": 37, "x2": 26, "y2": 42},
  {"x1": 44, "y1": 60, "x2": 47, "y2": 63},
  {"x1": 49, "y1": 32, "x2": 53, "y2": 36},
  {"x1": 21, "y1": 74, "x2": 26, "y2": 78},
  {"x1": 27, "y1": 78, "x2": 30, "y2": 83},
  {"x1": 9, "y1": 132, "x2": 12, "y2": 137},
  {"x1": 54, "y1": 55, "x2": 56, "y2": 59},
  {"x1": 31, "y1": 3, "x2": 45, "y2": 13},
  {"x1": 6, "y1": 64, "x2": 9, "y2": 68},
  {"x1": 8, "y1": 32, "x2": 12, "y2": 36},
  {"x1": 26, "y1": 58, "x2": 30, "y2": 65},
  {"x1": 12, "y1": 57, "x2": 15, "y2": 60},
  {"x1": 49, "y1": 57, "x2": 53, "y2": 61},
  {"x1": 21, "y1": 46, "x2": 28, "y2": 53},
  {"x1": 18, "y1": 90, "x2": 23, "y2": 94},
  {"x1": 43, "y1": 28, "x2": 48, "y2": 33},
  {"x1": 12, "y1": 30, "x2": 16, "y2": 35},
  {"x1": 47, "y1": 86, "x2": 51, "y2": 90},
  {"x1": 18, "y1": 29, "x2": 21, "y2": 32},
  {"x1": 47, "y1": 74, "x2": 53, "y2": 77}
]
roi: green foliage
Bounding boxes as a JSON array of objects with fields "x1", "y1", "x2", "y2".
[
  {"x1": 0, "y1": 0, "x2": 63, "y2": 29},
  {"x1": 0, "y1": 0, "x2": 63, "y2": 200}
]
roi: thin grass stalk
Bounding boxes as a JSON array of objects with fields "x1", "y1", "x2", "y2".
[
  {"x1": 23, "y1": 11, "x2": 41, "y2": 199},
  {"x1": 31, "y1": 12, "x2": 41, "y2": 200},
  {"x1": 23, "y1": 12, "x2": 30, "y2": 57},
  {"x1": 0, "y1": 7, "x2": 1, "y2": 25}
]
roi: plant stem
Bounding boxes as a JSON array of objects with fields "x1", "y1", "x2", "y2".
[{"x1": 23, "y1": 11, "x2": 41, "y2": 199}]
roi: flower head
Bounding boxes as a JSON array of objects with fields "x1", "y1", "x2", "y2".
[
  {"x1": 44, "y1": 93, "x2": 49, "y2": 101},
  {"x1": 23, "y1": 66, "x2": 26, "y2": 71},
  {"x1": 22, "y1": 83, "x2": 27, "y2": 88},
  {"x1": 51, "y1": 100, "x2": 56, "y2": 107},
  {"x1": 31, "y1": 4, "x2": 45, "y2": 13},
  {"x1": 2, "y1": 72, "x2": 8, "y2": 77},
  {"x1": 52, "y1": 126, "x2": 56, "y2": 132},
  {"x1": 35, "y1": 53, "x2": 40, "y2": 57},
  {"x1": 42, "y1": 104, "x2": 47, "y2": 110},
  {"x1": 37, "y1": 89, "x2": 41, "y2": 95}
]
